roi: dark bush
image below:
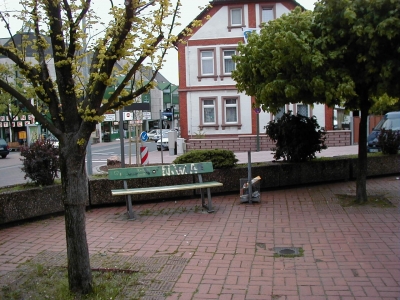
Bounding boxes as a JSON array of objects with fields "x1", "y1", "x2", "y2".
[
  {"x1": 20, "y1": 139, "x2": 60, "y2": 186},
  {"x1": 172, "y1": 149, "x2": 238, "y2": 168},
  {"x1": 266, "y1": 111, "x2": 327, "y2": 162},
  {"x1": 378, "y1": 129, "x2": 400, "y2": 154}
]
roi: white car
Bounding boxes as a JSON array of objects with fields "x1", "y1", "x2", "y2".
[
  {"x1": 146, "y1": 129, "x2": 161, "y2": 141},
  {"x1": 156, "y1": 132, "x2": 170, "y2": 151},
  {"x1": 152, "y1": 129, "x2": 170, "y2": 142}
]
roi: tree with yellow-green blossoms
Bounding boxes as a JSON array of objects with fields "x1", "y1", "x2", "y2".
[{"x1": 0, "y1": 0, "x2": 185, "y2": 295}]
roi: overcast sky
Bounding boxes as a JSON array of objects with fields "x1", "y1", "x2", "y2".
[{"x1": 0, "y1": 0, "x2": 317, "y2": 84}]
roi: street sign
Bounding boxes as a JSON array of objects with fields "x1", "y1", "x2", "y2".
[
  {"x1": 143, "y1": 112, "x2": 151, "y2": 120},
  {"x1": 104, "y1": 114, "x2": 115, "y2": 121},
  {"x1": 140, "y1": 131, "x2": 149, "y2": 142},
  {"x1": 123, "y1": 112, "x2": 133, "y2": 120}
]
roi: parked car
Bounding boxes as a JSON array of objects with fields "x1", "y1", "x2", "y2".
[
  {"x1": 156, "y1": 132, "x2": 170, "y2": 151},
  {"x1": 152, "y1": 129, "x2": 170, "y2": 142},
  {"x1": 146, "y1": 129, "x2": 160, "y2": 141},
  {"x1": 0, "y1": 138, "x2": 10, "y2": 158},
  {"x1": 367, "y1": 111, "x2": 400, "y2": 152}
]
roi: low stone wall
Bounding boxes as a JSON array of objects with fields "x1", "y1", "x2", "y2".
[
  {"x1": 1, "y1": 154, "x2": 398, "y2": 225},
  {"x1": 186, "y1": 130, "x2": 351, "y2": 151}
]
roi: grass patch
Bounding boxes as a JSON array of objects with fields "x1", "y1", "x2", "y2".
[
  {"x1": 0, "y1": 182, "x2": 39, "y2": 193},
  {"x1": 0, "y1": 180, "x2": 62, "y2": 193},
  {"x1": 0, "y1": 262, "x2": 146, "y2": 300},
  {"x1": 336, "y1": 194, "x2": 395, "y2": 208}
]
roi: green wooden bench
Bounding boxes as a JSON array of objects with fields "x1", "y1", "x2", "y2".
[{"x1": 108, "y1": 162, "x2": 223, "y2": 214}]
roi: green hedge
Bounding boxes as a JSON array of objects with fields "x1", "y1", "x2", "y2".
[{"x1": 173, "y1": 149, "x2": 238, "y2": 169}]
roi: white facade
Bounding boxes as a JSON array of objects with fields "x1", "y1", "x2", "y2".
[{"x1": 178, "y1": 1, "x2": 328, "y2": 139}]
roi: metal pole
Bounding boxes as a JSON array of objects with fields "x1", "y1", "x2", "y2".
[
  {"x1": 119, "y1": 109, "x2": 135, "y2": 220},
  {"x1": 247, "y1": 151, "x2": 252, "y2": 204},
  {"x1": 160, "y1": 110, "x2": 163, "y2": 164},
  {"x1": 119, "y1": 110, "x2": 125, "y2": 167},
  {"x1": 136, "y1": 124, "x2": 140, "y2": 166},
  {"x1": 256, "y1": 113, "x2": 260, "y2": 152},
  {"x1": 129, "y1": 123, "x2": 132, "y2": 166},
  {"x1": 170, "y1": 84, "x2": 174, "y2": 131}
]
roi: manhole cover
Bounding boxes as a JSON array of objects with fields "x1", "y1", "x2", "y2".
[
  {"x1": 273, "y1": 247, "x2": 301, "y2": 256},
  {"x1": 280, "y1": 248, "x2": 295, "y2": 255}
]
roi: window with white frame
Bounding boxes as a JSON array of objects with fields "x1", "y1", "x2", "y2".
[
  {"x1": 228, "y1": 5, "x2": 245, "y2": 31},
  {"x1": 230, "y1": 7, "x2": 242, "y2": 26},
  {"x1": 223, "y1": 49, "x2": 236, "y2": 74},
  {"x1": 203, "y1": 99, "x2": 216, "y2": 123},
  {"x1": 225, "y1": 98, "x2": 238, "y2": 123},
  {"x1": 201, "y1": 50, "x2": 214, "y2": 75},
  {"x1": 221, "y1": 96, "x2": 242, "y2": 129},
  {"x1": 261, "y1": 7, "x2": 274, "y2": 23},
  {"x1": 297, "y1": 104, "x2": 309, "y2": 117}
]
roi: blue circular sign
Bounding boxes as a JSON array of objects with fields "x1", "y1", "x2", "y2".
[
  {"x1": 254, "y1": 107, "x2": 261, "y2": 114},
  {"x1": 140, "y1": 131, "x2": 149, "y2": 142}
]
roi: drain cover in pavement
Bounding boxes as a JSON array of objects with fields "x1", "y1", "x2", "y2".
[{"x1": 273, "y1": 247, "x2": 301, "y2": 256}]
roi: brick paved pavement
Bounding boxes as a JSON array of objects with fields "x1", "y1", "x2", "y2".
[{"x1": 0, "y1": 176, "x2": 399, "y2": 299}]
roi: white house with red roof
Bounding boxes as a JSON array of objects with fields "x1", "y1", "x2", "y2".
[{"x1": 176, "y1": 0, "x2": 336, "y2": 141}]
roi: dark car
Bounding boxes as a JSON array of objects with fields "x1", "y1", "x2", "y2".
[
  {"x1": 0, "y1": 138, "x2": 10, "y2": 158},
  {"x1": 367, "y1": 111, "x2": 400, "y2": 153}
]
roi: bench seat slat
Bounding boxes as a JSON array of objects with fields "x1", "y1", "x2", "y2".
[{"x1": 111, "y1": 181, "x2": 223, "y2": 196}]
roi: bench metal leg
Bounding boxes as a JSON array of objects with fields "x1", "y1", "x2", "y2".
[
  {"x1": 124, "y1": 180, "x2": 136, "y2": 220},
  {"x1": 197, "y1": 174, "x2": 214, "y2": 213},
  {"x1": 206, "y1": 187, "x2": 214, "y2": 213}
]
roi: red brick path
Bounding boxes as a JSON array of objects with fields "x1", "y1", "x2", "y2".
[{"x1": 1, "y1": 176, "x2": 399, "y2": 299}]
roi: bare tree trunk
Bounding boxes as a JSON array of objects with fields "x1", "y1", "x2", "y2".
[
  {"x1": 356, "y1": 104, "x2": 369, "y2": 204},
  {"x1": 60, "y1": 144, "x2": 92, "y2": 294}
]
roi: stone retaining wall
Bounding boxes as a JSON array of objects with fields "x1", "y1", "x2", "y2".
[{"x1": 186, "y1": 130, "x2": 351, "y2": 151}]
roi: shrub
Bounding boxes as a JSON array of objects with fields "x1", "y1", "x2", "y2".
[
  {"x1": 172, "y1": 149, "x2": 238, "y2": 168},
  {"x1": 378, "y1": 129, "x2": 400, "y2": 154},
  {"x1": 266, "y1": 111, "x2": 327, "y2": 162},
  {"x1": 20, "y1": 139, "x2": 60, "y2": 186}
]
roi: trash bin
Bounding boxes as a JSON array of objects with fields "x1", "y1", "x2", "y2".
[
  {"x1": 240, "y1": 177, "x2": 261, "y2": 203},
  {"x1": 103, "y1": 133, "x2": 110, "y2": 142}
]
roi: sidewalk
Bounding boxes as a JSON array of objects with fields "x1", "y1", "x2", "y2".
[
  {"x1": 96, "y1": 144, "x2": 359, "y2": 172},
  {"x1": 1, "y1": 175, "x2": 399, "y2": 299}
]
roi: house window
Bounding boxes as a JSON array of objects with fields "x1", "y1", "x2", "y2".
[
  {"x1": 225, "y1": 98, "x2": 237, "y2": 122},
  {"x1": 203, "y1": 99, "x2": 216, "y2": 123},
  {"x1": 201, "y1": 51, "x2": 214, "y2": 75},
  {"x1": 231, "y1": 8, "x2": 242, "y2": 26},
  {"x1": 223, "y1": 50, "x2": 236, "y2": 74},
  {"x1": 261, "y1": 7, "x2": 274, "y2": 23},
  {"x1": 275, "y1": 106, "x2": 285, "y2": 120},
  {"x1": 220, "y1": 48, "x2": 236, "y2": 80},
  {"x1": 197, "y1": 48, "x2": 217, "y2": 81},
  {"x1": 297, "y1": 104, "x2": 309, "y2": 117},
  {"x1": 228, "y1": 5, "x2": 245, "y2": 31},
  {"x1": 199, "y1": 98, "x2": 219, "y2": 130},
  {"x1": 222, "y1": 97, "x2": 242, "y2": 129}
]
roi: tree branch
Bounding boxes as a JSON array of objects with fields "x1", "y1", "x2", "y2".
[{"x1": 0, "y1": 78, "x2": 61, "y2": 135}]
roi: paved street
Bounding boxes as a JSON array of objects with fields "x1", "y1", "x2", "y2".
[
  {"x1": 0, "y1": 143, "x2": 359, "y2": 187},
  {"x1": 1, "y1": 175, "x2": 399, "y2": 299}
]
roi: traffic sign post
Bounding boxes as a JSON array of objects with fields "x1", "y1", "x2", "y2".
[{"x1": 140, "y1": 131, "x2": 148, "y2": 142}]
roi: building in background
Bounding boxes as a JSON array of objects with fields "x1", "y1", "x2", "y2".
[
  {"x1": 176, "y1": 0, "x2": 341, "y2": 140},
  {"x1": 0, "y1": 31, "x2": 178, "y2": 144}
]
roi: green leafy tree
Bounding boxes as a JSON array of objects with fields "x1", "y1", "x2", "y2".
[
  {"x1": 0, "y1": 0, "x2": 184, "y2": 295},
  {"x1": 232, "y1": 2, "x2": 400, "y2": 204}
]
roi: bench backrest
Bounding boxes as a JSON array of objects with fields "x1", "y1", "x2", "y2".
[{"x1": 108, "y1": 162, "x2": 214, "y2": 180}]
